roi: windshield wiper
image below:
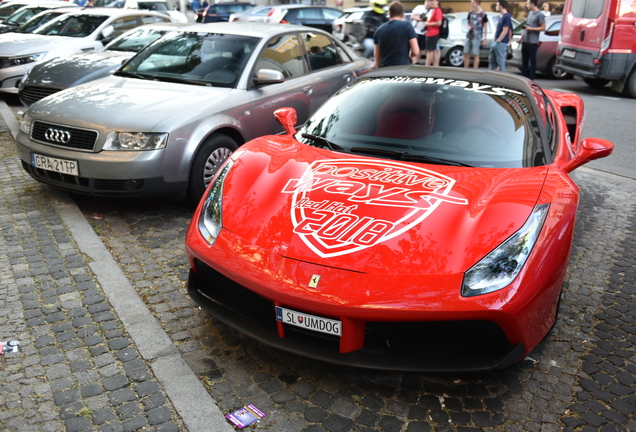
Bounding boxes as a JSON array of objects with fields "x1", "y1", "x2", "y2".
[
  {"x1": 151, "y1": 75, "x2": 210, "y2": 86},
  {"x1": 350, "y1": 147, "x2": 474, "y2": 167},
  {"x1": 301, "y1": 133, "x2": 347, "y2": 152},
  {"x1": 400, "y1": 154, "x2": 474, "y2": 167},
  {"x1": 115, "y1": 70, "x2": 147, "y2": 80}
]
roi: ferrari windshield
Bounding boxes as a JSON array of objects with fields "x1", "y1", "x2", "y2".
[
  {"x1": 299, "y1": 77, "x2": 546, "y2": 168},
  {"x1": 35, "y1": 14, "x2": 109, "y2": 37},
  {"x1": 117, "y1": 32, "x2": 259, "y2": 88}
]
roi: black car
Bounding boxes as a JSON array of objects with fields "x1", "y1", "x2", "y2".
[
  {"x1": 195, "y1": 2, "x2": 253, "y2": 23},
  {"x1": 264, "y1": 5, "x2": 343, "y2": 33}
]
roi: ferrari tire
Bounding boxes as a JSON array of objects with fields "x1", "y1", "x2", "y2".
[
  {"x1": 546, "y1": 57, "x2": 571, "y2": 80},
  {"x1": 445, "y1": 46, "x2": 464, "y2": 67},
  {"x1": 188, "y1": 133, "x2": 238, "y2": 203},
  {"x1": 583, "y1": 78, "x2": 610, "y2": 88}
]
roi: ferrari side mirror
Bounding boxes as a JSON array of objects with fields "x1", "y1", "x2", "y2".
[
  {"x1": 563, "y1": 137, "x2": 614, "y2": 173},
  {"x1": 274, "y1": 107, "x2": 297, "y2": 135}
]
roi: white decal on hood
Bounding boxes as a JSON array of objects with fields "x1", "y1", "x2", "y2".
[{"x1": 281, "y1": 159, "x2": 468, "y2": 258}]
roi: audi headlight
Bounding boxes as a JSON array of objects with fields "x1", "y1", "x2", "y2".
[
  {"x1": 1, "y1": 52, "x2": 47, "y2": 69},
  {"x1": 198, "y1": 160, "x2": 234, "y2": 245},
  {"x1": 20, "y1": 112, "x2": 32, "y2": 135},
  {"x1": 462, "y1": 204, "x2": 550, "y2": 297},
  {"x1": 103, "y1": 132, "x2": 168, "y2": 150}
]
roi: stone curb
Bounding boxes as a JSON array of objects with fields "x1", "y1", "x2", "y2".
[{"x1": 0, "y1": 99, "x2": 233, "y2": 432}]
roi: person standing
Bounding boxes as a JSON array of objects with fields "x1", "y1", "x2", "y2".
[
  {"x1": 489, "y1": 0, "x2": 513, "y2": 72},
  {"x1": 423, "y1": 0, "x2": 443, "y2": 66},
  {"x1": 411, "y1": 0, "x2": 430, "y2": 63},
  {"x1": 373, "y1": 1, "x2": 420, "y2": 68},
  {"x1": 362, "y1": 0, "x2": 389, "y2": 59},
  {"x1": 463, "y1": 0, "x2": 488, "y2": 68},
  {"x1": 541, "y1": 2, "x2": 551, "y2": 16},
  {"x1": 520, "y1": 0, "x2": 546, "y2": 79}
]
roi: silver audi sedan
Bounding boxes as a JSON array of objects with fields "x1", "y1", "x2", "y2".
[{"x1": 16, "y1": 23, "x2": 374, "y2": 202}]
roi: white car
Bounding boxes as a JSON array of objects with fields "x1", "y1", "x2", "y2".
[
  {"x1": 438, "y1": 11, "x2": 520, "y2": 67},
  {"x1": 107, "y1": 0, "x2": 188, "y2": 23},
  {"x1": 0, "y1": 7, "x2": 175, "y2": 94}
]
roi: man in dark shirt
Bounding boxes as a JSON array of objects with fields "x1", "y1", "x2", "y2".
[
  {"x1": 489, "y1": 0, "x2": 513, "y2": 71},
  {"x1": 373, "y1": 1, "x2": 420, "y2": 68}
]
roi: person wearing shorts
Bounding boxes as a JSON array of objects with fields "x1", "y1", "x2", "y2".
[
  {"x1": 423, "y1": 0, "x2": 443, "y2": 66},
  {"x1": 463, "y1": 0, "x2": 488, "y2": 68}
]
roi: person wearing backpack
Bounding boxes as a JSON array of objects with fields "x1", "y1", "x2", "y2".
[
  {"x1": 423, "y1": 0, "x2": 443, "y2": 66},
  {"x1": 464, "y1": 0, "x2": 488, "y2": 68}
]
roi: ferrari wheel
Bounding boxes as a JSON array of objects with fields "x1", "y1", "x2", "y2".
[
  {"x1": 583, "y1": 78, "x2": 610, "y2": 88},
  {"x1": 445, "y1": 46, "x2": 464, "y2": 67},
  {"x1": 546, "y1": 57, "x2": 571, "y2": 80},
  {"x1": 188, "y1": 133, "x2": 238, "y2": 203}
]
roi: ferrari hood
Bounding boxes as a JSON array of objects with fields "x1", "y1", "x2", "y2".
[
  {"x1": 27, "y1": 76, "x2": 236, "y2": 131},
  {"x1": 25, "y1": 51, "x2": 132, "y2": 88},
  {"x1": 219, "y1": 139, "x2": 549, "y2": 275}
]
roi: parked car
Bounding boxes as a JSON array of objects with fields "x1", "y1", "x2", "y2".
[
  {"x1": 107, "y1": 0, "x2": 188, "y2": 23},
  {"x1": 332, "y1": 6, "x2": 371, "y2": 46},
  {"x1": 19, "y1": 22, "x2": 186, "y2": 106},
  {"x1": 508, "y1": 15, "x2": 570, "y2": 79},
  {"x1": 439, "y1": 11, "x2": 520, "y2": 67},
  {"x1": 0, "y1": 1, "x2": 76, "y2": 34},
  {"x1": 264, "y1": 5, "x2": 343, "y2": 33},
  {"x1": 195, "y1": 2, "x2": 252, "y2": 23},
  {"x1": 0, "y1": 7, "x2": 174, "y2": 94},
  {"x1": 557, "y1": 0, "x2": 636, "y2": 97},
  {"x1": 10, "y1": 6, "x2": 78, "y2": 33},
  {"x1": 228, "y1": 5, "x2": 272, "y2": 23},
  {"x1": 185, "y1": 66, "x2": 614, "y2": 371},
  {"x1": 16, "y1": 23, "x2": 374, "y2": 202}
]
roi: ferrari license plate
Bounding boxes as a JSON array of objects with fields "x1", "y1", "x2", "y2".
[
  {"x1": 276, "y1": 307, "x2": 341, "y2": 336},
  {"x1": 562, "y1": 49, "x2": 576, "y2": 59},
  {"x1": 31, "y1": 153, "x2": 79, "y2": 176}
]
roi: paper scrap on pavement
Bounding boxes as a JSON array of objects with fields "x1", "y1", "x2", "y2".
[{"x1": 225, "y1": 404, "x2": 267, "y2": 428}]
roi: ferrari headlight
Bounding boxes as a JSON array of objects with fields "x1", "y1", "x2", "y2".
[
  {"x1": 104, "y1": 132, "x2": 168, "y2": 150},
  {"x1": 198, "y1": 160, "x2": 234, "y2": 245},
  {"x1": 1, "y1": 52, "x2": 46, "y2": 69},
  {"x1": 462, "y1": 204, "x2": 550, "y2": 297}
]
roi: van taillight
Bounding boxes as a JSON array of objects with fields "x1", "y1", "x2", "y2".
[{"x1": 600, "y1": 21, "x2": 614, "y2": 55}]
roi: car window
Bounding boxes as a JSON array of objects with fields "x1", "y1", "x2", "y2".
[
  {"x1": 121, "y1": 32, "x2": 259, "y2": 88},
  {"x1": 110, "y1": 16, "x2": 141, "y2": 37},
  {"x1": 35, "y1": 14, "x2": 109, "y2": 37},
  {"x1": 570, "y1": 0, "x2": 604, "y2": 19},
  {"x1": 106, "y1": 26, "x2": 169, "y2": 52},
  {"x1": 6, "y1": 6, "x2": 46, "y2": 26},
  {"x1": 302, "y1": 32, "x2": 341, "y2": 71},
  {"x1": 546, "y1": 20, "x2": 560, "y2": 32},
  {"x1": 141, "y1": 14, "x2": 171, "y2": 24},
  {"x1": 296, "y1": 8, "x2": 322, "y2": 19},
  {"x1": 19, "y1": 11, "x2": 64, "y2": 33},
  {"x1": 300, "y1": 78, "x2": 545, "y2": 168},
  {"x1": 255, "y1": 33, "x2": 305, "y2": 79},
  {"x1": 322, "y1": 8, "x2": 343, "y2": 20},
  {"x1": 138, "y1": 1, "x2": 170, "y2": 12}
]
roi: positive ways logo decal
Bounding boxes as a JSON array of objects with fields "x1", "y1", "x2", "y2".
[{"x1": 281, "y1": 159, "x2": 468, "y2": 258}]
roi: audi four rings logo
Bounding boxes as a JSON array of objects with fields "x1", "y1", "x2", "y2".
[{"x1": 44, "y1": 128, "x2": 71, "y2": 144}]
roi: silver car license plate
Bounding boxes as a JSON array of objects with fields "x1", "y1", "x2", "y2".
[
  {"x1": 562, "y1": 49, "x2": 576, "y2": 59},
  {"x1": 31, "y1": 153, "x2": 79, "y2": 176},
  {"x1": 276, "y1": 306, "x2": 342, "y2": 336}
]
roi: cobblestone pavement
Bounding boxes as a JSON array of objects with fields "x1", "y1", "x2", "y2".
[{"x1": 1, "y1": 118, "x2": 635, "y2": 431}]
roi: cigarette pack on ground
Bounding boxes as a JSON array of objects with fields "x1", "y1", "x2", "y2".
[
  {"x1": 225, "y1": 404, "x2": 266, "y2": 428},
  {"x1": 0, "y1": 341, "x2": 19, "y2": 354}
]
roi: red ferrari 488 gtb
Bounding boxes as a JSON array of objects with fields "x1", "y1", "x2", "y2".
[{"x1": 186, "y1": 67, "x2": 613, "y2": 372}]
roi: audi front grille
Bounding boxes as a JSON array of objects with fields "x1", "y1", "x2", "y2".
[
  {"x1": 19, "y1": 86, "x2": 61, "y2": 107},
  {"x1": 32, "y1": 121, "x2": 98, "y2": 151}
]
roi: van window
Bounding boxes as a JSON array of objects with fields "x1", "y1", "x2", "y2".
[{"x1": 570, "y1": 0, "x2": 604, "y2": 19}]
